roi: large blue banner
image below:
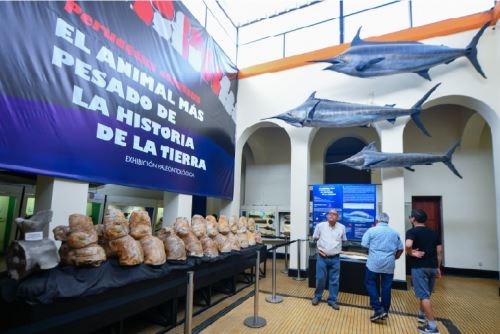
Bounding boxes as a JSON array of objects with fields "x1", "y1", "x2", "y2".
[
  {"x1": 0, "y1": 1, "x2": 237, "y2": 198},
  {"x1": 312, "y1": 184, "x2": 376, "y2": 240}
]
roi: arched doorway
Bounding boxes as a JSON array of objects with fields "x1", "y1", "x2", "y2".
[
  {"x1": 403, "y1": 101, "x2": 496, "y2": 273},
  {"x1": 239, "y1": 124, "x2": 291, "y2": 237}
]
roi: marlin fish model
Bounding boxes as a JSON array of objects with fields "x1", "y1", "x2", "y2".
[
  {"x1": 263, "y1": 84, "x2": 440, "y2": 137},
  {"x1": 312, "y1": 22, "x2": 490, "y2": 80},
  {"x1": 332, "y1": 141, "x2": 463, "y2": 178}
]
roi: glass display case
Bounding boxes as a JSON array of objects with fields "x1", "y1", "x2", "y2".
[
  {"x1": 104, "y1": 195, "x2": 158, "y2": 227},
  {"x1": 247, "y1": 209, "x2": 276, "y2": 236},
  {"x1": 240, "y1": 205, "x2": 290, "y2": 237},
  {"x1": 278, "y1": 212, "x2": 290, "y2": 237}
]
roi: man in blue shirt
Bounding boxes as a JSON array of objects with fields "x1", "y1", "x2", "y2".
[{"x1": 361, "y1": 212, "x2": 404, "y2": 322}]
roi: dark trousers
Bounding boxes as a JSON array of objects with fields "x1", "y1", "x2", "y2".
[{"x1": 364, "y1": 267, "x2": 394, "y2": 312}]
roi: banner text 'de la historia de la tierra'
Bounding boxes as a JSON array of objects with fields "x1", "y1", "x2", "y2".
[{"x1": 0, "y1": 1, "x2": 237, "y2": 198}]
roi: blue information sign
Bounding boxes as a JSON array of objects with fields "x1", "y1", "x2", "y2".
[{"x1": 311, "y1": 184, "x2": 376, "y2": 240}]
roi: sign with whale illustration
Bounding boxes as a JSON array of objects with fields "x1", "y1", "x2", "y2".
[{"x1": 312, "y1": 184, "x2": 376, "y2": 240}]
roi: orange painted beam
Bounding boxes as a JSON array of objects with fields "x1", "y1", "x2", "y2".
[{"x1": 238, "y1": 4, "x2": 500, "y2": 79}]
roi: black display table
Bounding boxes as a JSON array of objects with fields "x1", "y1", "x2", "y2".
[
  {"x1": 308, "y1": 255, "x2": 372, "y2": 296},
  {"x1": 0, "y1": 245, "x2": 266, "y2": 334}
]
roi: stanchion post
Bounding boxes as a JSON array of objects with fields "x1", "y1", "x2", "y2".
[
  {"x1": 184, "y1": 271, "x2": 194, "y2": 334},
  {"x1": 266, "y1": 247, "x2": 283, "y2": 303},
  {"x1": 244, "y1": 251, "x2": 267, "y2": 328},
  {"x1": 293, "y1": 239, "x2": 306, "y2": 281},
  {"x1": 281, "y1": 238, "x2": 289, "y2": 274}
]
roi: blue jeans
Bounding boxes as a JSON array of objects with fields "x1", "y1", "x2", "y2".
[
  {"x1": 314, "y1": 254, "x2": 340, "y2": 303},
  {"x1": 364, "y1": 267, "x2": 394, "y2": 312}
]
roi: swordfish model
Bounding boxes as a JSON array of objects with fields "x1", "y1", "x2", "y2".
[
  {"x1": 263, "y1": 83, "x2": 440, "y2": 137},
  {"x1": 312, "y1": 22, "x2": 490, "y2": 80},
  {"x1": 332, "y1": 141, "x2": 463, "y2": 178}
]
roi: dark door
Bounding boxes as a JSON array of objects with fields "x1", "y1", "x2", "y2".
[
  {"x1": 412, "y1": 196, "x2": 442, "y2": 240},
  {"x1": 406, "y1": 196, "x2": 443, "y2": 275}
]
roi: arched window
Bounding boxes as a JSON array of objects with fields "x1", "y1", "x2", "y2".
[{"x1": 324, "y1": 137, "x2": 371, "y2": 184}]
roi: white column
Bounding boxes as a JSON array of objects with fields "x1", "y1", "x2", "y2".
[
  {"x1": 288, "y1": 128, "x2": 313, "y2": 273},
  {"x1": 35, "y1": 176, "x2": 88, "y2": 240},
  {"x1": 492, "y1": 12, "x2": 500, "y2": 289},
  {"x1": 490, "y1": 122, "x2": 500, "y2": 281},
  {"x1": 163, "y1": 192, "x2": 192, "y2": 226},
  {"x1": 376, "y1": 122, "x2": 407, "y2": 282},
  {"x1": 220, "y1": 138, "x2": 244, "y2": 217}
]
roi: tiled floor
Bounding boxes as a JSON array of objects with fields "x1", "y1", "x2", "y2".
[{"x1": 127, "y1": 259, "x2": 499, "y2": 334}]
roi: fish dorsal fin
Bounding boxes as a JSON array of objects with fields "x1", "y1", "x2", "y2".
[
  {"x1": 356, "y1": 57, "x2": 385, "y2": 72},
  {"x1": 351, "y1": 27, "x2": 364, "y2": 46},
  {"x1": 306, "y1": 91, "x2": 317, "y2": 102},
  {"x1": 361, "y1": 142, "x2": 378, "y2": 152}
]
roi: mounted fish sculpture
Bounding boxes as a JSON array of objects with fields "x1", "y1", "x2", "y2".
[
  {"x1": 264, "y1": 83, "x2": 440, "y2": 137},
  {"x1": 312, "y1": 22, "x2": 490, "y2": 80},
  {"x1": 331, "y1": 141, "x2": 463, "y2": 178}
]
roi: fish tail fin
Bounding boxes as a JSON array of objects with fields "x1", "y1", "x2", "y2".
[
  {"x1": 410, "y1": 83, "x2": 440, "y2": 137},
  {"x1": 443, "y1": 140, "x2": 463, "y2": 178},
  {"x1": 411, "y1": 83, "x2": 441, "y2": 110},
  {"x1": 410, "y1": 111, "x2": 431, "y2": 137},
  {"x1": 465, "y1": 21, "x2": 489, "y2": 79}
]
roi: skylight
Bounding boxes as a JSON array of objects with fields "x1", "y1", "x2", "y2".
[{"x1": 216, "y1": 0, "x2": 319, "y2": 27}]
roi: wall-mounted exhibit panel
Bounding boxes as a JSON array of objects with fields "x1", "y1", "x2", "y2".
[{"x1": 311, "y1": 184, "x2": 376, "y2": 240}]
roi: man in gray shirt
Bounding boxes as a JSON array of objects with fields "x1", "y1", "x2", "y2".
[{"x1": 311, "y1": 208, "x2": 347, "y2": 310}]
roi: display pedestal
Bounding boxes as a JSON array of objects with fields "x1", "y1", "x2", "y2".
[{"x1": 0, "y1": 246, "x2": 266, "y2": 334}]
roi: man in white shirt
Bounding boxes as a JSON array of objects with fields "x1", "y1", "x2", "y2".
[{"x1": 311, "y1": 208, "x2": 347, "y2": 310}]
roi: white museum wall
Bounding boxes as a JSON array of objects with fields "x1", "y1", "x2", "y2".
[
  {"x1": 243, "y1": 127, "x2": 291, "y2": 207},
  {"x1": 404, "y1": 106, "x2": 497, "y2": 270},
  {"x1": 236, "y1": 26, "x2": 499, "y2": 134},
  {"x1": 236, "y1": 24, "x2": 500, "y2": 272}
]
